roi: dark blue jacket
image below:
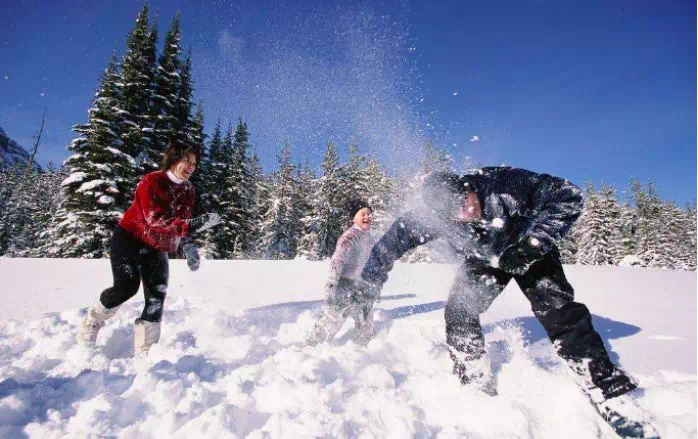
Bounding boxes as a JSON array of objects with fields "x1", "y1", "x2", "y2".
[{"x1": 361, "y1": 167, "x2": 583, "y2": 285}]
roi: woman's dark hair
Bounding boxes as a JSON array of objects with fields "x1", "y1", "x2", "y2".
[{"x1": 161, "y1": 139, "x2": 201, "y2": 171}]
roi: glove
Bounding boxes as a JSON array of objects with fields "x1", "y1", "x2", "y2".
[
  {"x1": 189, "y1": 213, "x2": 221, "y2": 234},
  {"x1": 497, "y1": 236, "x2": 547, "y2": 276},
  {"x1": 182, "y1": 238, "x2": 200, "y2": 271}
]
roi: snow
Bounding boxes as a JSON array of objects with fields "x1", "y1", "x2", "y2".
[
  {"x1": 0, "y1": 259, "x2": 694, "y2": 438},
  {"x1": 76, "y1": 179, "x2": 112, "y2": 193},
  {"x1": 97, "y1": 195, "x2": 115, "y2": 205},
  {"x1": 619, "y1": 255, "x2": 643, "y2": 267},
  {"x1": 60, "y1": 172, "x2": 88, "y2": 187}
]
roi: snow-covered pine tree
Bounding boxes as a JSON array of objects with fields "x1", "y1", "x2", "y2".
[
  {"x1": 558, "y1": 222, "x2": 579, "y2": 264},
  {"x1": 295, "y1": 160, "x2": 320, "y2": 260},
  {"x1": 361, "y1": 155, "x2": 395, "y2": 234},
  {"x1": 260, "y1": 143, "x2": 301, "y2": 259},
  {"x1": 201, "y1": 119, "x2": 225, "y2": 259},
  {"x1": 187, "y1": 100, "x2": 206, "y2": 211},
  {"x1": 152, "y1": 12, "x2": 183, "y2": 152},
  {"x1": 27, "y1": 165, "x2": 66, "y2": 257},
  {"x1": 576, "y1": 182, "x2": 622, "y2": 266},
  {"x1": 340, "y1": 141, "x2": 368, "y2": 205},
  {"x1": 247, "y1": 151, "x2": 270, "y2": 259},
  {"x1": 680, "y1": 203, "x2": 697, "y2": 271},
  {"x1": 174, "y1": 50, "x2": 195, "y2": 146},
  {"x1": 632, "y1": 179, "x2": 666, "y2": 268},
  {"x1": 1, "y1": 168, "x2": 40, "y2": 256},
  {"x1": 119, "y1": 4, "x2": 159, "y2": 175},
  {"x1": 229, "y1": 117, "x2": 255, "y2": 259},
  {"x1": 5, "y1": 166, "x2": 66, "y2": 257},
  {"x1": 0, "y1": 164, "x2": 22, "y2": 255},
  {"x1": 46, "y1": 53, "x2": 137, "y2": 258},
  {"x1": 204, "y1": 122, "x2": 235, "y2": 258},
  {"x1": 659, "y1": 201, "x2": 686, "y2": 270},
  {"x1": 305, "y1": 140, "x2": 346, "y2": 259},
  {"x1": 617, "y1": 201, "x2": 638, "y2": 261}
]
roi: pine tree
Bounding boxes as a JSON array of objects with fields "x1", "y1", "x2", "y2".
[
  {"x1": 229, "y1": 117, "x2": 255, "y2": 259},
  {"x1": 152, "y1": 12, "x2": 183, "y2": 151},
  {"x1": 558, "y1": 223, "x2": 579, "y2": 264},
  {"x1": 659, "y1": 201, "x2": 685, "y2": 269},
  {"x1": 204, "y1": 121, "x2": 235, "y2": 258},
  {"x1": 119, "y1": 4, "x2": 159, "y2": 174},
  {"x1": 5, "y1": 166, "x2": 66, "y2": 257},
  {"x1": 576, "y1": 182, "x2": 622, "y2": 266},
  {"x1": 47, "y1": 53, "x2": 137, "y2": 258},
  {"x1": 361, "y1": 155, "x2": 395, "y2": 233},
  {"x1": 260, "y1": 143, "x2": 301, "y2": 259},
  {"x1": 680, "y1": 203, "x2": 697, "y2": 271},
  {"x1": 247, "y1": 151, "x2": 269, "y2": 259},
  {"x1": 617, "y1": 202, "x2": 638, "y2": 259},
  {"x1": 187, "y1": 101, "x2": 207, "y2": 217},
  {"x1": 28, "y1": 166, "x2": 67, "y2": 257},
  {"x1": 0, "y1": 164, "x2": 22, "y2": 255},
  {"x1": 175, "y1": 50, "x2": 195, "y2": 145},
  {"x1": 295, "y1": 161, "x2": 319, "y2": 260},
  {"x1": 306, "y1": 140, "x2": 346, "y2": 259},
  {"x1": 632, "y1": 179, "x2": 666, "y2": 268}
]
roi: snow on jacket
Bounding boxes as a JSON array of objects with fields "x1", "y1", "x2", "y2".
[
  {"x1": 119, "y1": 170, "x2": 195, "y2": 253},
  {"x1": 362, "y1": 167, "x2": 584, "y2": 285},
  {"x1": 328, "y1": 225, "x2": 375, "y2": 284}
]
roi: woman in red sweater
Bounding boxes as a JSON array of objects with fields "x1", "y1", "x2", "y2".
[{"x1": 78, "y1": 140, "x2": 220, "y2": 355}]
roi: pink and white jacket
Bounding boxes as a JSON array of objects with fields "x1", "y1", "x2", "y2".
[{"x1": 328, "y1": 225, "x2": 375, "y2": 284}]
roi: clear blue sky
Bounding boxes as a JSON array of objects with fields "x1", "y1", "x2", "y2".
[{"x1": 0, "y1": 0, "x2": 695, "y2": 203}]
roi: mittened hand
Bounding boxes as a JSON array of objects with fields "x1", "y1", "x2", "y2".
[
  {"x1": 190, "y1": 213, "x2": 222, "y2": 234},
  {"x1": 182, "y1": 238, "x2": 200, "y2": 271},
  {"x1": 498, "y1": 236, "x2": 546, "y2": 276}
]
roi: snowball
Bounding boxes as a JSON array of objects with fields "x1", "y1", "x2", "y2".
[{"x1": 492, "y1": 218, "x2": 505, "y2": 229}]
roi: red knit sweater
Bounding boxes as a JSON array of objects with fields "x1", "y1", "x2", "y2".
[{"x1": 119, "y1": 171, "x2": 195, "y2": 252}]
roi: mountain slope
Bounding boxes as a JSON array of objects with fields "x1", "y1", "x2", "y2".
[{"x1": 0, "y1": 125, "x2": 41, "y2": 170}]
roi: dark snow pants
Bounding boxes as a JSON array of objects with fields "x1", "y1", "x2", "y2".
[
  {"x1": 447, "y1": 248, "x2": 636, "y2": 399},
  {"x1": 99, "y1": 226, "x2": 169, "y2": 322}
]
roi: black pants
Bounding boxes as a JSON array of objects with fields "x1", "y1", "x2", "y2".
[
  {"x1": 99, "y1": 226, "x2": 169, "y2": 322},
  {"x1": 446, "y1": 248, "x2": 636, "y2": 399}
]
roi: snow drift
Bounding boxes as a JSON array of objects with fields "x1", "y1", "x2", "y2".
[{"x1": 0, "y1": 259, "x2": 695, "y2": 438}]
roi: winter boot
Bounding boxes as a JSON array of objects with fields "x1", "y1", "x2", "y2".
[
  {"x1": 77, "y1": 301, "x2": 120, "y2": 347},
  {"x1": 308, "y1": 305, "x2": 347, "y2": 345},
  {"x1": 134, "y1": 319, "x2": 161, "y2": 355},
  {"x1": 594, "y1": 390, "x2": 660, "y2": 438},
  {"x1": 449, "y1": 347, "x2": 497, "y2": 396},
  {"x1": 353, "y1": 307, "x2": 377, "y2": 345}
]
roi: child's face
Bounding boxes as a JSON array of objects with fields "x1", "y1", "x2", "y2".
[{"x1": 353, "y1": 208, "x2": 372, "y2": 231}]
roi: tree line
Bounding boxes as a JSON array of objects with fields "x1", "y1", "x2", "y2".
[{"x1": 0, "y1": 5, "x2": 694, "y2": 270}]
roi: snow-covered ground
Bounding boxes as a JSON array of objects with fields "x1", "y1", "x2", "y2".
[{"x1": 0, "y1": 259, "x2": 695, "y2": 438}]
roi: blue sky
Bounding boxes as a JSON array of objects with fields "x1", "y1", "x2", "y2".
[{"x1": 0, "y1": 0, "x2": 695, "y2": 203}]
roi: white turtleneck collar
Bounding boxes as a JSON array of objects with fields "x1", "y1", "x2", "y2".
[{"x1": 166, "y1": 170, "x2": 184, "y2": 184}]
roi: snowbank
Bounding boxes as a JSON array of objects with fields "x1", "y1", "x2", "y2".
[{"x1": 0, "y1": 259, "x2": 695, "y2": 438}]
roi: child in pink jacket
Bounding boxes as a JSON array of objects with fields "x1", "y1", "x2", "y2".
[{"x1": 309, "y1": 200, "x2": 378, "y2": 344}]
